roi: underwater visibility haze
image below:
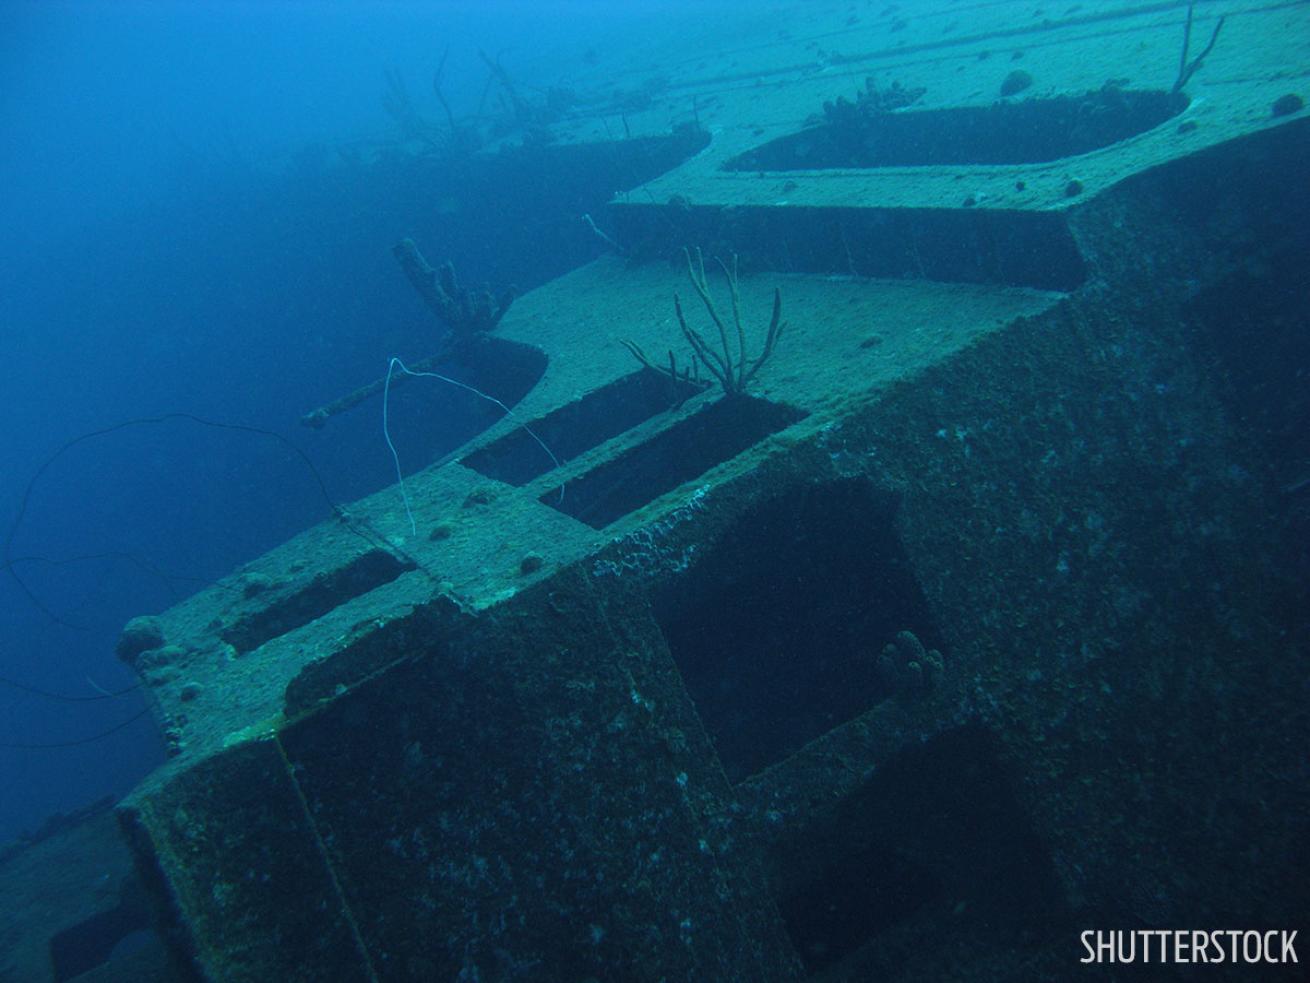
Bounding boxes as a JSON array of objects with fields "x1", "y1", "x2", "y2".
[{"x1": 1, "y1": 0, "x2": 1307, "y2": 980}]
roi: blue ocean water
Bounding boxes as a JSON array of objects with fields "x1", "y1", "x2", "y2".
[{"x1": 0, "y1": 0, "x2": 673, "y2": 843}]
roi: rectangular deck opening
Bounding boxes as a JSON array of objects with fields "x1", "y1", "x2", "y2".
[
  {"x1": 541, "y1": 394, "x2": 805, "y2": 529},
  {"x1": 462, "y1": 370, "x2": 704, "y2": 486},
  {"x1": 222, "y1": 550, "x2": 414, "y2": 655}
]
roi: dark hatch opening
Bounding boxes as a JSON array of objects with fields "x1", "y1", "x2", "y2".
[{"x1": 728, "y1": 88, "x2": 1188, "y2": 170}]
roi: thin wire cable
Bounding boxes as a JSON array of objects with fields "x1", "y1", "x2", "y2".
[
  {"x1": 0, "y1": 703, "x2": 154, "y2": 750},
  {"x1": 3, "y1": 412, "x2": 340, "y2": 631},
  {"x1": 0, "y1": 672, "x2": 141, "y2": 702},
  {"x1": 383, "y1": 356, "x2": 562, "y2": 534},
  {"x1": 0, "y1": 412, "x2": 407, "y2": 751}
]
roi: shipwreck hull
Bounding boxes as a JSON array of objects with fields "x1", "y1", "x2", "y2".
[{"x1": 111, "y1": 115, "x2": 1310, "y2": 981}]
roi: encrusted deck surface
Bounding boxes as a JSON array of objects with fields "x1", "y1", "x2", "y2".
[
  {"x1": 522, "y1": 0, "x2": 1308, "y2": 211},
  {"x1": 123, "y1": 261, "x2": 1062, "y2": 769}
]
